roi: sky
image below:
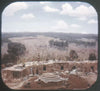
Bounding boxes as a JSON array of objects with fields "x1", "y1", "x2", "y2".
[{"x1": 2, "y1": 1, "x2": 98, "y2": 34}]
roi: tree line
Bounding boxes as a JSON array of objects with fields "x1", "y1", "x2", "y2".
[{"x1": 2, "y1": 42, "x2": 26, "y2": 67}]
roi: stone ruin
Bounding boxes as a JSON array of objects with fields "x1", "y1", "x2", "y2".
[{"x1": 1, "y1": 60, "x2": 98, "y2": 90}]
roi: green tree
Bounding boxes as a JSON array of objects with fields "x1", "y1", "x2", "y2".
[
  {"x1": 89, "y1": 53, "x2": 96, "y2": 60},
  {"x1": 8, "y1": 42, "x2": 26, "y2": 56},
  {"x1": 2, "y1": 42, "x2": 26, "y2": 66},
  {"x1": 69, "y1": 50, "x2": 78, "y2": 61}
]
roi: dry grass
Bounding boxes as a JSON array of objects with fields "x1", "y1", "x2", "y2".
[{"x1": 2, "y1": 35, "x2": 98, "y2": 63}]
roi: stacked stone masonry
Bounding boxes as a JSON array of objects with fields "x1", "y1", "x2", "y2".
[{"x1": 2, "y1": 60, "x2": 97, "y2": 80}]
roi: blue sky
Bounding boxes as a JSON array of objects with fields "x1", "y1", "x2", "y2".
[{"x1": 2, "y1": 1, "x2": 98, "y2": 34}]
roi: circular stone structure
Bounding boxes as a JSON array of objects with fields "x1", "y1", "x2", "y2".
[{"x1": 38, "y1": 73, "x2": 68, "y2": 83}]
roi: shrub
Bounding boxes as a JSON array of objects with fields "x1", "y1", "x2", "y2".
[
  {"x1": 89, "y1": 53, "x2": 96, "y2": 60},
  {"x1": 69, "y1": 50, "x2": 78, "y2": 61}
]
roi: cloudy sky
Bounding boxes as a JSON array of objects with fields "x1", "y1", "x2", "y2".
[{"x1": 2, "y1": 1, "x2": 98, "y2": 34}]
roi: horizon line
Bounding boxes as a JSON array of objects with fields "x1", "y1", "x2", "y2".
[{"x1": 2, "y1": 32, "x2": 98, "y2": 35}]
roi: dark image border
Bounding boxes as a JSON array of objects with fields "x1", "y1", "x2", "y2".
[{"x1": 0, "y1": 0, "x2": 100, "y2": 91}]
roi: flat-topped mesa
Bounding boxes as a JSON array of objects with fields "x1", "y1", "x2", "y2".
[{"x1": 2, "y1": 60, "x2": 97, "y2": 81}]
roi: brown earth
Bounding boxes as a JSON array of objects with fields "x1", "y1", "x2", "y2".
[{"x1": 19, "y1": 73, "x2": 96, "y2": 90}]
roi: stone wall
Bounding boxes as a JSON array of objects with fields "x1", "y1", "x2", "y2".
[{"x1": 2, "y1": 60, "x2": 97, "y2": 81}]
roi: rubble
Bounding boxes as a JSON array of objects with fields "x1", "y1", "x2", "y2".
[
  {"x1": 1, "y1": 60, "x2": 97, "y2": 90},
  {"x1": 35, "y1": 73, "x2": 68, "y2": 83}
]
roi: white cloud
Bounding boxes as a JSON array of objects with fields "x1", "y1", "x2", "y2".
[
  {"x1": 70, "y1": 24, "x2": 81, "y2": 28},
  {"x1": 3, "y1": 2, "x2": 28, "y2": 16},
  {"x1": 43, "y1": 6, "x2": 59, "y2": 12},
  {"x1": 81, "y1": 32, "x2": 88, "y2": 34},
  {"x1": 88, "y1": 19, "x2": 97, "y2": 24},
  {"x1": 60, "y1": 3, "x2": 97, "y2": 17},
  {"x1": 61, "y1": 3, "x2": 73, "y2": 15},
  {"x1": 21, "y1": 13, "x2": 35, "y2": 19},
  {"x1": 52, "y1": 20, "x2": 68, "y2": 30},
  {"x1": 78, "y1": 17, "x2": 87, "y2": 21},
  {"x1": 40, "y1": 2, "x2": 51, "y2": 4},
  {"x1": 76, "y1": 2, "x2": 81, "y2": 4}
]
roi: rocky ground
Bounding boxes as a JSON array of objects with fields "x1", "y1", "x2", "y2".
[{"x1": 3, "y1": 69, "x2": 97, "y2": 90}]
